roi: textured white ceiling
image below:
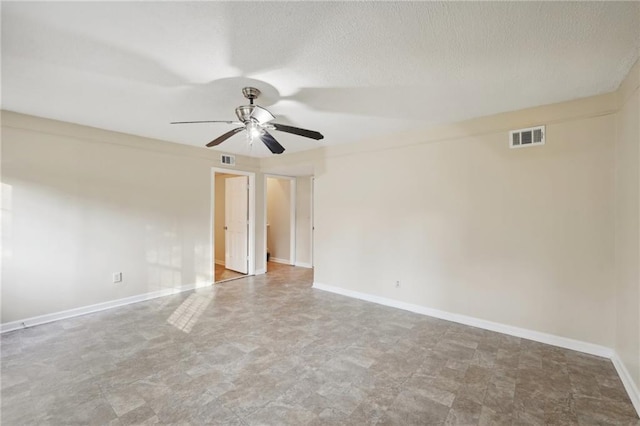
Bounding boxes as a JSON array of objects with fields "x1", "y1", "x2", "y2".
[{"x1": 2, "y1": 2, "x2": 639, "y2": 157}]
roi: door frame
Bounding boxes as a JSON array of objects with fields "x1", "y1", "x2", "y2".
[
  {"x1": 211, "y1": 167, "x2": 256, "y2": 283},
  {"x1": 264, "y1": 174, "x2": 296, "y2": 266},
  {"x1": 310, "y1": 177, "x2": 314, "y2": 268}
]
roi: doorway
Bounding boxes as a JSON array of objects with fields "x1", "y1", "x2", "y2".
[
  {"x1": 265, "y1": 175, "x2": 296, "y2": 272},
  {"x1": 212, "y1": 168, "x2": 256, "y2": 283}
]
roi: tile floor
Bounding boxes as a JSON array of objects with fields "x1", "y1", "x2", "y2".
[
  {"x1": 214, "y1": 264, "x2": 246, "y2": 283},
  {"x1": 1, "y1": 265, "x2": 638, "y2": 425}
]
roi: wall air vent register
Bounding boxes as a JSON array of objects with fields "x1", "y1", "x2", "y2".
[
  {"x1": 221, "y1": 154, "x2": 236, "y2": 165},
  {"x1": 510, "y1": 126, "x2": 545, "y2": 148}
]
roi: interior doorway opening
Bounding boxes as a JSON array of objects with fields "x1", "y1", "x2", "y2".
[
  {"x1": 265, "y1": 175, "x2": 296, "y2": 272},
  {"x1": 212, "y1": 168, "x2": 256, "y2": 283},
  {"x1": 261, "y1": 174, "x2": 315, "y2": 274}
]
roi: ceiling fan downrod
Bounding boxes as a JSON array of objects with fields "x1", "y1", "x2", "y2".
[{"x1": 235, "y1": 87, "x2": 274, "y2": 125}]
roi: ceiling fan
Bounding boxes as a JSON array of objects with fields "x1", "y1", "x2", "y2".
[{"x1": 171, "y1": 87, "x2": 324, "y2": 154}]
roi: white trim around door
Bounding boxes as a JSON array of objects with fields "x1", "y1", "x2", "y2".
[
  {"x1": 211, "y1": 167, "x2": 256, "y2": 283},
  {"x1": 310, "y1": 176, "x2": 314, "y2": 268}
]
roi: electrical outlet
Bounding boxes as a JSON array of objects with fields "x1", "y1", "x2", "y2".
[
  {"x1": 395, "y1": 280, "x2": 400, "y2": 288},
  {"x1": 113, "y1": 272, "x2": 122, "y2": 283}
]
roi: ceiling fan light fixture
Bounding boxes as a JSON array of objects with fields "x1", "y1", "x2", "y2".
[{"x1": 247, "y1": 122, "x2": 263, "y2": 139}]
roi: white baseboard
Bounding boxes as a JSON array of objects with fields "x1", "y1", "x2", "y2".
[
  {"x1": 294, "y1": 262, "x2": 313, "y2": 269},
  {"x1": 2, "y1": 278, "x2": 637, "y2": 417},
  {"x1": 611, "y1": 352, "x2": 640, "y2": 416},
  {"x1": 1, "y1": 281, "x2": 213, "y2": 334},
  {"x1": 269, "y1": 257, "x2": 291, "y2": 265},
  {"x1": 311, "y1": 282, "x2": 640, "y2": 417},
  {"x1": 214, "y1": 259, "x2": 225, "y2": 266},
  {"x1": 312, "y1": 282, "x2": 612, "y2": 358},
  {"x1": 255, "y1": 268, "x2": 267, "y2": 275}
]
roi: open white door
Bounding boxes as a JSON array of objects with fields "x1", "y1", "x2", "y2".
[{"x1": 225, "y1": 176, "x2": 249, "y2": 274}]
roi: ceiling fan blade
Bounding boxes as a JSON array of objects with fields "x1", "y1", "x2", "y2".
[
  {"x1": 260, "y1": 131, "x2": 285, "y2": 154},
  {"x1": 171, "y1": 120, "x2": 242, "y2": 125},
  {"x1": 206, "y1": 127, "x2": 245, "y2": 147},
  {"x1": 272, "y1": 123, "x2": 324, "y2": 140},
  {"x1": 250, "y1": 105, "x2": 275, "y2": 125}
]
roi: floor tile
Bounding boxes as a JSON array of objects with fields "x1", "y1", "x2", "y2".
[{"x1": 1, "y1": 262, "x2": 637, "y2": 425}]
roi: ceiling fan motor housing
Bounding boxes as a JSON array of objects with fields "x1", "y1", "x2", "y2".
[
  {"x1": 235, "y1": 104, "x2": 275, "y2": 125},
  {"x1": 235, "y1": 105, "x2": 254, "y2": 123}
]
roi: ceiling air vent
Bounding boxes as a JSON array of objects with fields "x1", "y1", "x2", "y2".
[
  {"x1": 221, "y1": 154, "x2": 235, "y2": 166},
  {"x1": 509, "y1": 125, "x2": 545, "y2": 148}
]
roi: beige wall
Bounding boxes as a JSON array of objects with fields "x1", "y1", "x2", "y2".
[
  {"x1": 258, "y1": 65, "x2": 640, "y2": 401},
  {"x1": 0, "y1": 111, "x2": 262, "y2": 323},
  {"x1": 255, "y1": 173, "x2": 267, "y2": 274},
  {"x1": 313, "y1": 110, "x2": 615, "y2": 346},
  {"x1": 266, "y1": 177, "x2": 291, "y2": 263},
  {"x1": 615, "y1": 59, "x2": 640, "y2": 393},
  {"x1": 295, "y1": 176, "x2": 313, "y2": 267}
]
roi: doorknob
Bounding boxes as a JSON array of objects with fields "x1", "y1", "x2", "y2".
[{"x1": 224, "y1": 226, "x2": 228, "y2": 230}]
